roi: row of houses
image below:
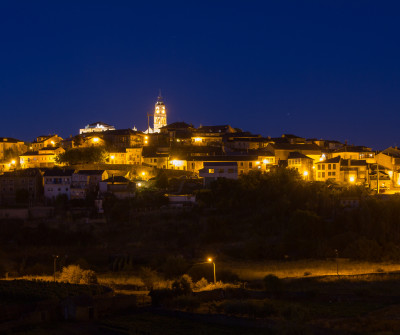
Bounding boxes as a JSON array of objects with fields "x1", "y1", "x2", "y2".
[
  {"x1": 0, "y1": 168, "x2": 136, "y2": 206},
  {"x1": 4, "y1": 122, "x2": 400, "y2": 191}
]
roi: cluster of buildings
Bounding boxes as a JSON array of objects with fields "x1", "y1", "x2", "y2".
[{"x1": 0, "y1": 93, "x2": 399, "y2": 205}]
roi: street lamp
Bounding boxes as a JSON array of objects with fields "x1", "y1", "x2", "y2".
[{"x1": 207, "y1": 257, "x2": 216, "y2": 284}]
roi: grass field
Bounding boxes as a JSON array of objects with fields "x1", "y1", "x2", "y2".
[{"x1": 220, "y1": 259, "x2": 400, "y2": 280}]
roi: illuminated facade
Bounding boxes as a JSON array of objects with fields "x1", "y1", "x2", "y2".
[
  {"x1": 80, "y1": 122, "x2": 115, "y2": 134},
  {"x1": 153, "y1": 94, "x2": 167, "y2": 133}
]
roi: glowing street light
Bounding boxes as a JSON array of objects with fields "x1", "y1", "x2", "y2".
[
  {"x1": 11, "y1": 160, "x2": 16, "y2": 165},
  {"x1": 207, "y1": 257, "x2": 216, "y2": 284},
  {"x1": 303, "y1": 171, "x2": 308, "y2": 177},
  {"x1": 92, "y1": 137, "x2": 100, "y2": 143},
  {"x1": 349, "y1": 176, "x2": 355, "y2": 183}
]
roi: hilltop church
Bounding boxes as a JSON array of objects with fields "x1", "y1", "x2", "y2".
[{"x1": 145, "y1": 93, "x2": 167, "y2": 134}]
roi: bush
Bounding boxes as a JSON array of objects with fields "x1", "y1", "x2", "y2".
[
  {"x1": 194, "y1": 277, "x2": 209, "y2": 290},
  {"x1": 172, "y1": 274, "x2": 193, "y2": 296},
  {"x1": 60, "y1": 265, "x2": 84, "y2": 284},
  {"x1": 80, "y1": 269, "x2": 98, "y2": 285},
  {"x1": 263, "y1": 274, "x2": 284, "y2": 295},
  {"x1": 59, "y1": 265, "x2": 98, "y2": 285},
  {"x1": 139, "y1": 267, "x2": 159, "y2": 290}
]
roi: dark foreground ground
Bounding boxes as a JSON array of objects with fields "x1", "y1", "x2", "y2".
[{"x1": 5, "y1": 272, "x2": 400, "y2": 335}]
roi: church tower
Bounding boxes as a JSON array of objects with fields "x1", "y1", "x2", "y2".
[{"x1": 153, "y1": 92, "x2": 167, "y2": 133}]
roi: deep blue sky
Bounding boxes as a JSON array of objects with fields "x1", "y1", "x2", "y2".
[{"x1": 1, "y1": 1, "x2": 400, "y2": 149}]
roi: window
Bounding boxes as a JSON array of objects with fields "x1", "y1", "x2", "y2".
[
  {"x1": 218, "y1": 169, "x2": 224, "y2": 173},
  {"x1": 328, "y1": 172, "x2": 331, "y2": 176},
  {"x1": 208, "y1": 169, "x2": 214, "y2": 173},
  {"x1": 249, "y1": 162, "x2": 253, "y2": 168},
  {"x1": 228, "y1": 168, "x2": 234, "y2": 173},
  {"x1": 318, "y1": 172, "x2": 321, "y2": 178},
  {"x1": 322, "y1": 164, "x2": 325, "y2": 170},
  {"x1": 328, "y1": 164, "x2": 331, "y2": 170},
  {"x1": 154, "y1": 158, "x2": 157, "y2": 162},
  {"x1": 332, "y1": 172, "x2": 336, "y2": 176},
  {"x1": 332, "y1": 164, "x2": 336, "y2": 169},
  {"x1": 240, "y1": 162, "x2": 244, "y2": 167},
  {"x1": 322, "y1": 172, "x2": 325, "y2": 178},
  {"x1": 239, "y1": 170, "x2": 244, "y2": 175}
]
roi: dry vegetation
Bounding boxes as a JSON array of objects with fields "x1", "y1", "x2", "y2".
[{"x1": 222, "y1": 259, "x2": 400, "y2": 280}]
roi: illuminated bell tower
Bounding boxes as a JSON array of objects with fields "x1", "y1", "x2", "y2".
[{"x1": 153, "y1": 93, "x2": 167, "y2": 133}]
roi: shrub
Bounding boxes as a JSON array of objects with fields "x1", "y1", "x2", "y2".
[
  {"x1": 59, "y1": 265, "x2": 98, "y2": 285},
  {"x1": 263, "y1": 274, "x2": 284, "y2": 295},
  {"x1": 80, "y1": 269, "x2": 98, "y2": 285},
  {"x1": 139, "y1": 267, "x2": 159, "y2": 290},
  {"x1": 194, "y1": 277, "x2": 209, "y2": 290},
  {"x1": 172, "y1": 274, "x2": 193, "y2": 295},
  {"x1": 60, "y1": 265, "x2": 84, "y2": 284}
]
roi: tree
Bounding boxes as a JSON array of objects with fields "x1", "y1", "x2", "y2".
[{"x1": 55, "y1": 147, "x2": 107, "y2": 165}]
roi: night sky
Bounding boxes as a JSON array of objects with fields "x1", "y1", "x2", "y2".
[{"x1": 1, "y1": 1, "x2": 400, "y2": 149}]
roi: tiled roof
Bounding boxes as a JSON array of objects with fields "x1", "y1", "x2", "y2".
[
  {"x1": 43, "y1": 169, "x2": 75, "y2": 177},
  {"x1": 102, "y1": 176, "x2": 130, "y2": 183},
  {"x1": 288, "y1": 152, "x2": 313, "y2": 160},
  {"x1": 0, "y1": 137, "x2": 23, "y2": 143},
  {"x1": 77, "y1": 170, "x2": 105, "y2": 175},
  {"x1": 316, "y1": 157, "x2": 341, "y2": 164},
  {"x1": 203, "y1": 162, "x2": 238, "y2": 167},
  {"x1": 268, "y1": 143, "x2": 321, "y2": 151}
]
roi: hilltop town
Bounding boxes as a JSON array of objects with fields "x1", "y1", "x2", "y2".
[{"x1": 0, "y1": 94, "x2": 397, "y2": 208}]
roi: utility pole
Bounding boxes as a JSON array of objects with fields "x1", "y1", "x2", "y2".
[
  {"x1": 377, "y1": 163, "x2": 380, "y2": 194},
  {"x1": 52, "y1": 255, "x2": 59, "y2": 282}
]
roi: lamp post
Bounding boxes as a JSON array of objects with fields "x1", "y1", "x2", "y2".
[
  {"x1": 52, "y1": 255, "x2": 59, "y2": 282},
  {"x1": 207, "y1": 257, "x2": 216, "y2": 284}
]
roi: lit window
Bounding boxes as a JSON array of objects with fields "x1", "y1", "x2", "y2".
[{"x1": 209, "y1": 169, "x2": 214, "y2": 173}]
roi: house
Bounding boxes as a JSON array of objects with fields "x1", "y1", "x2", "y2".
[
  {"x1": 19, "y1": 147, "x2": 65, "y2": 169},
  {"x1": 0, "y1": 168, "x2": 43, "y2": 205},
  {"x1": 107, "y1": 147, "x2": 143, "y2": 165},
  {"x1": 330, "y1": 145, "x2": 376, "y2": 163},
  {"x1": 32, "y1": 135, "x2": 63, "y2": 151},
  {"x1": 376, "y1": 147, "x2": 400, "y2": 187},
  {"x1": 99, "y1": 175, "x2": 135, "y2": 198},
  {"x1": 0, "y1": 137, "x2": 27, "y2": 161},
  {"x1": 191, "y1": 125, "x2": 236, "y2": 146},
  {"x1": 79, "y1": 121, "x2": 115, "y2": 134},
  {"x1": 184, "y1": 153, "x2": 274, "y2": 175},
  {"x1": 166, "y1": 194, "x2": 196, "y2": 208},
  {"x1": 315, "y1": 157, "x2": 341, "y2": 182},
  {"x1": 70, "y1": 170, "x2": 108, "y2": 199},
  {"x1": 287, "y1": 152, "x2": 314, "y2": 179},
  {"x1": 281, "y1": 134, "x2": 306, "y2": 144},
  {"x1": 199, "y1": 162, "x2": 238, "y2": 187},
  {"x1": 142, "y1": 147, "x2": 169, "y2": 169},
  {"x1": 266, "y1": 143, "x2": 322, "y2": 163},
  {"x1": 43, "y1": 169, "x2": 75, "y2": 200}
]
